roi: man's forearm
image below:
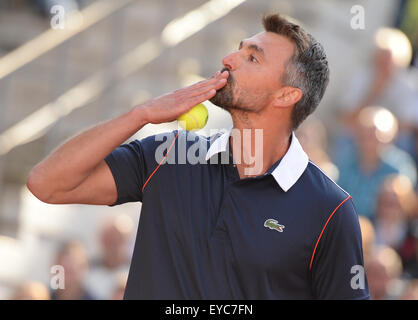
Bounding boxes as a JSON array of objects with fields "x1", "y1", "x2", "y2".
[
  {"x1": 26, "y1": 71, "x2": 227, "y2": 203},
  {"x1": 27, "y1": 106, "x2": 148, "y2": 198}
]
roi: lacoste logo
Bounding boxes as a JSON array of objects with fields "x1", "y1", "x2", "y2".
[{"x1": 264, "y1": 219, "x2": 285, "y2": 232}]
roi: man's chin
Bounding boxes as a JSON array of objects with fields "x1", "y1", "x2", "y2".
[
  {"x1": 209, "y1": 100, "x2": 233, "y2": 112},
  {"x1": 209, "y1": 90, "x2": 235, "y2": 111}
]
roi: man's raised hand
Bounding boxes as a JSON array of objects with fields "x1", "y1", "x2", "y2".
[{"x1": 138, "y1": 70, "x2": 229, "y2": 125}]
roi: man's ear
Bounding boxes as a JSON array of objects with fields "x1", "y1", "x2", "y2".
[{"x1": 273, "y1": 86, "x2": 302, "y2": 108}]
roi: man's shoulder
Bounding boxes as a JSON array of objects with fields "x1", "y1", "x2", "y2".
[
  {"x1": 303, "y1": 160, "x2": 352, "y2": 210},
  {"x1": 301, "y1": 161, "x2": 360, "y2": 242}
]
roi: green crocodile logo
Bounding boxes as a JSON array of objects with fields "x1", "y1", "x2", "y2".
[{"x1": 264, "y1": 219, "x2": 285, "y2": 232}]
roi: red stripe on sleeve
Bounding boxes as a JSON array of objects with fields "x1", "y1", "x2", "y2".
[
  {"x1": 141, "y1": 130, "x2": 180, "y2": 193},
  {"x1": 309, "y1": 195, "x2": 352, "y2": 270}
]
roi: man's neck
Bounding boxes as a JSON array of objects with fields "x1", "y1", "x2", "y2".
[{"x1": 229, "y1": 111, "x2": 291, "y2": 179}]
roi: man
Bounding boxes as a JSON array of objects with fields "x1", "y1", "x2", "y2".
[{"x1": 27, "y1": 14, "x2": 369, "y2": 299}]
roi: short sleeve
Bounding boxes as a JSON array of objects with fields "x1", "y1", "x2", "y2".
[
  {"x1": 104, "y1": 139, "x2": 147, "y2": 205},
  {"x1": 105, "y1": 129, "x2": 180, "y2": 205},
  {"x1": 310, "y1": 198, "x2": 370, "y2": 300}
]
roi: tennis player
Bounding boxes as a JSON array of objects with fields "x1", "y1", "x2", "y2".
[{"x1": 27, "y1": 13, "x2": 369, "y2": 299}]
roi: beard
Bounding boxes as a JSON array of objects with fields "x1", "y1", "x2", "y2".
[
  {"x1": 209, "y1": 68, "x2": 240, "y2": 111},
  {"x1": 210, "y1": 68, "x2": 271, "y2": 114}
]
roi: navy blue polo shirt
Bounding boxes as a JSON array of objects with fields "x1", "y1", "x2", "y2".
[{"x1": 104, "y1": 128, "x2": 370, "y2": 299}]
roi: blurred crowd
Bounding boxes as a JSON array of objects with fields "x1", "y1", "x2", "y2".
[
  {"x1": 6, "y1": 21, "x2": 418, "y2": 300},
  {"x1": 297, "y1": 27, "x2": 418, "y2": 300},
  {"x1": 11, "y1": 214, "x2": 134, "y2": 300}
]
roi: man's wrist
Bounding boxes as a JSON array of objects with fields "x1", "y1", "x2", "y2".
[{"x1": 130, "y1": 104, "x2": 150, "y2": 130}]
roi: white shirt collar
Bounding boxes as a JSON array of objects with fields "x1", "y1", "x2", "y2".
[{"x1": 205, "y1": 127, "x2": 309, "y2": 192}]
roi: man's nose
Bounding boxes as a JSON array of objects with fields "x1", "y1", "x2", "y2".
[{"x1": 222, "y1": 51, "x2": 239, "y2": 71}]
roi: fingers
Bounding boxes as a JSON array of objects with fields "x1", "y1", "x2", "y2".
[
  {"x1": 185, "y1": 71, "x2": 228, "y2": 97},
  {"x1": 188, "y1": 70, "x2": 229, "y2": 90},
  {"x1": 172, "y1": 70, "x2": 228, "y2": 109},
  {"x1": 188, "y1": 77, "x2": 226, "y2": 98},
  {"x1": 210, "y1": 70, "x2": 229, "y2": 81},
  {"x1": 189, "y1": 89, "x2": 217, "y2": 107},
  {"x1": 211, "y1": 70, "x2": 221, "y2": 78},
  {"x1": 183, "y1": 72, "x2": 227, "y2": 105},
  {"x1": 220, "y1": 70, "x2": 229, "y2": 78},
  {"x1": 211, "y1": 70, "x2": 228, "y2": 79}
]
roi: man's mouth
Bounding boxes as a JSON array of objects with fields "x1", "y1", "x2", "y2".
[{"x1": 219, "y1": 67, "x2": 232, "y2": 86}]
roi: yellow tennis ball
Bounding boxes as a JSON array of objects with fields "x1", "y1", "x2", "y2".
[{"x1": 177, "y1": 103, "x2": 208, "y2": 131}]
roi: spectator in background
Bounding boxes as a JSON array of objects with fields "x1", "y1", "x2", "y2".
[
  {"x1": 399, "y1": 222, "x2": 418, "y2": 279},
  {"x1": 361, "y1": 174, "x2": 418, "y2": 299},
  {"x1": 358, "y1": 215, "x2": 376, "y2": 263},
  {"x1": 339, "y1": 27, "x2": 417, "y2": 162},
  {"x1": 110, "y1": 271, "x2": 129, "y2": 300},
  {"x1": 11, "y1": 281, "x2": 50, "y2": 300},
  {"x1": 374, "y1": 175, "x2": 409, "y2": 250},
  {"x1": 366, "y1": 245, "x2": 403, "y2": 300},
  {"x1": 398, "y1": 180, "x2": 418, "y2": 277},
  {"x1": 335, "y1": 106, "x2": 416, "y2": 221},
  {"x1": 85, "y1": 214, "x2": 133, "y2": 300},
  {"x1": 400, "y1": 279, "x2": 418, "y2": 300},
  {"x1": 51, "y1": 240, "x2": 95, "y2": 300}
]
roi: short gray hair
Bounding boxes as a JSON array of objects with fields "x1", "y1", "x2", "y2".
[{"x1": 263, "y1": 14, "x2": 329, "y2": 130}]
